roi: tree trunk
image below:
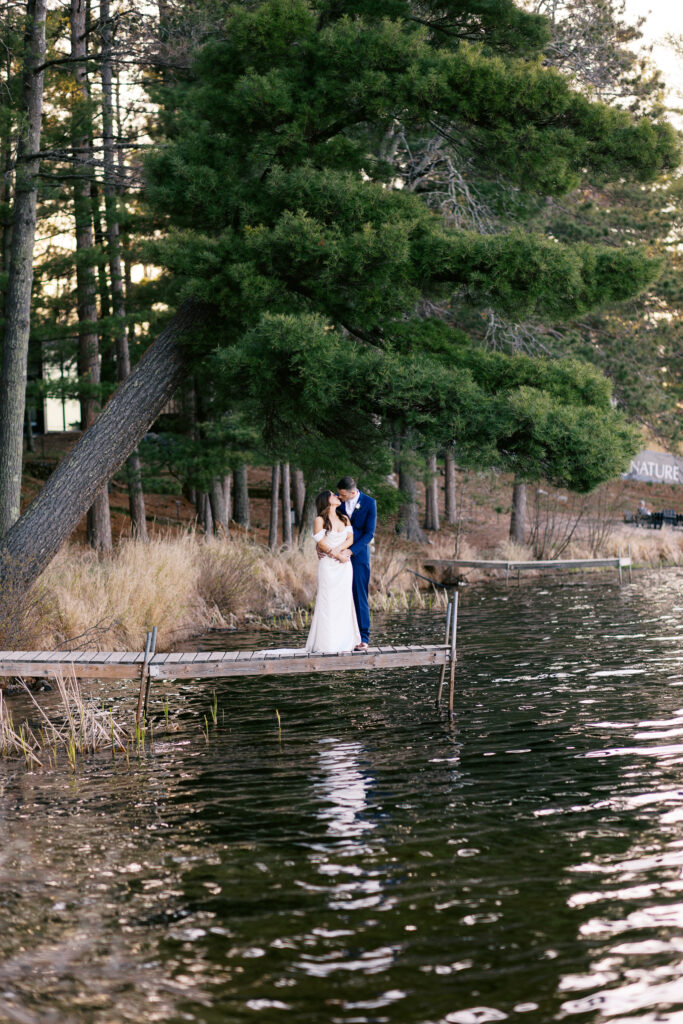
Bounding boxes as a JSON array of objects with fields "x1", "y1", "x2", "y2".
[
  {"x1": 100, "y1": 0, "x2": 148, "y2": 542},
  {"x1": 0, "y1": 0, "x2": 47, "y2": 537},
  {"x1": 424, "y1": 461, "x2": 432, "y2": 530},
  {"x1": 222, "y1": 474, "x2": 232, "y2": 522},
  {"x1": 444, "y1": 449, "x2": 457, "y2": 526},
  {"x1": 233, "y1": 464, "x2": 250, "y2": 528},
  {"x1": 292, "y1": 468, "x2": 305, "y2": 526},
  {"x1": 71, "y1": 0, "x2": 112, "y2": 553},
  {"x1": 91, "y1": 183, "x2": 113, "y2": 377},
  {"x1": 398, "y1": 464, "x2": 426, "y2": 542},
  {"x1": 268, "y1": 463, "x2": 280, "y2": 550},
  {"x1": 200, "y1": 491, "x2": 212, "y2": 537},
  {"x1": 509, "y1": 479, "x2": 527, "y2": 544},
  {"x1": 424, "y1": 454, "x2": 440, "y2": 531},
  {"x1": 281, "y1": 461, "x2": 292, "y2": 547},
  {"x1": 126, "y1": 451, "x2": 148, "y2": 540},
  {"x1": 209, "y1": 475, "x2": 229, "y2": 538},
  {"x1": 87, "y1": 481, "x2": 112, "y2": 550},
  {"x1": 86, "y1": 495, "x2": 112, "y2": 554},
  {"x1": 0, "y1": 300, "x2": 205, "y2": 591},
  {"x1": 298, "y1": 489, "x2": 316, "y2": 547},
  {"x1": 0, "y1": 88, "x2": 14, "y2": 313}
]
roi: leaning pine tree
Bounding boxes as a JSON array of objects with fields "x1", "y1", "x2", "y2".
[{"x1": 0, "y1": 0, "x2": 678, "y2": 590}]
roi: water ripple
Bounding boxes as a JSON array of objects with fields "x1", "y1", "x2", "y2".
[{"x1": 0, "y1": 571, "x2": 683, "y2": 1021}]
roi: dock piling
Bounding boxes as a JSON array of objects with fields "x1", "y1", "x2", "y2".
[
  {"x1": 136, "y1": 629, "x2": 155, "y2": 726},
  {"x1": 436, "y1": 600, "x2": 453, "y2": 706},
  {"x1": 448, "y1": 591, "x2": 458, "y2": 718},
  {"x1": 143, "y1": 626, "x2": 158, "y2": 721}
]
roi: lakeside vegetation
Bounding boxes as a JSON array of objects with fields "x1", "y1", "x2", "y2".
[{"x1": 1, "y1": 518, "x2": 681, "y2": 656}]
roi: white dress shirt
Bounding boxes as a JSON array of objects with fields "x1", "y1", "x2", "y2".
[{"x1": 345, "y1": 490, "x2": 360, "y2": 518}]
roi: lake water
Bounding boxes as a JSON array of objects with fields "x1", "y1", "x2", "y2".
[{"x1": 2, "y1": 571, "x2": 683, "y2": 1024}]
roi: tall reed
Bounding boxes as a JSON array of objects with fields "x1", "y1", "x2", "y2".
[{"x1": 0, "y1": 672, "x2": 130, "y2": 769}]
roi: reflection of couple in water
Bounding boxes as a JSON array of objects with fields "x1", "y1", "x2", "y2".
[{"x1": 306, "y1": 476, "x2": 377, "y2": 655}]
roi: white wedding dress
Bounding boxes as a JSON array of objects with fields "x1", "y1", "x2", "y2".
[{"x1": 305, "y1": 526, "x2": 361, "y2": 654}]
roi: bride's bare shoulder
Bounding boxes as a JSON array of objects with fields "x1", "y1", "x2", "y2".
[{"x1": 313, "y1": 515, "x2": 325, "y2": 531}]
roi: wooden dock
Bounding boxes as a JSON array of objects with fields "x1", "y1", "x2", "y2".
[
  {"x1": 425, "y1": 552, "x2": 632, "y2": 584},
  {"x1": 0, "y1": 592, "x2": 461, "y2": 719},
  {"x1": 0, "y1": 644, "x2": 449, "y2": 681}
]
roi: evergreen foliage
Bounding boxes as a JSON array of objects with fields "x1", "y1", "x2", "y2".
[
  {"x1": 482, "y1": 1, "x2": 682, "y2": 446},
  {"x1": 536, "y1": 177, "x2": 683, "y2": 444},
  {"x1": 143, "y1": 0, "x2": 677, "y2": 495}
]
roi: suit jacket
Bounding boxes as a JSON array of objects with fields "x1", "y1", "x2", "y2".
[{"x1": 344, "y1": 491, "x2": 377, "y2": 567}]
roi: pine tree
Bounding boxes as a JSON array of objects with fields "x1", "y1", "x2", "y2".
[
  {"x1": 1, "y1": 0, "x2": 678, "y2": 590},
  {"x1": 100, "y1": 0, "x2": 148, "y2": 540},
  {"x1": 0, "y1": 0, "x2": 47, "y2": 537},
  {"x1": 70, "y1": 0, "x2": 112, "y2": 552}
]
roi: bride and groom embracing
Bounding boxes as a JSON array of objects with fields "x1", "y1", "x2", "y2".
[{"x1": 306, "y1": 476, "x2": 377, "y2": 655}]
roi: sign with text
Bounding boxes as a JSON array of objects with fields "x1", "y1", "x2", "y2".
[{"x1": 623, "y1": 450, "x2": 683, "y2": 485}]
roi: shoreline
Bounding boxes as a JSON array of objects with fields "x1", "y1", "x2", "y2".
[{"x1": 2, "y1": 527, "x2": 682, "y2": 659}]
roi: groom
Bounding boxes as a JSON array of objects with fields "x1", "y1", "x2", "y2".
[{"x1": 336, "y1": 476, "x2": 377, "y2": 651}]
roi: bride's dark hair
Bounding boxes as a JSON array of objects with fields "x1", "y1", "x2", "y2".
[{"x1": 315, "y1": 490, "x2": 349, "y2": 532}]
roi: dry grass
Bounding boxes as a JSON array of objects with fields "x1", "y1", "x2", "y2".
[
  {"x1": 36, "y1": 533, "x2": 218, "y2": 650},
  {"x1": 564, "y1": 528, "x2": 683, "y2": 567},
  {"x1": 14, "y1": 530, "x2": 450, "y2": 649},
  {"x1": 371, "y1": 534, "x2": 416, "y2": 595},
  {"x1": 19, "y1": 533, "x2": 319, "y2": 651},
  {"x1": 457, "y1": 527, "x2": 683, "y2": 574},
  {"x1": 3, "y1": 519, "x2": 682, "y2": 655},
  {"x1": 414, "y1": 521, "x2": 683, "y2": 585},
  {"x1": 492, "y1": 539, "x2": 534, "y2": 562},
  {"x1": 0, "y1": 551, "x2": 51, "y2": 651},
  {"x1": 251, "y1": 541, "x2": 318, "y2": 613}
]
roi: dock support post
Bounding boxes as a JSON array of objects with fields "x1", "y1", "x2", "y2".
[
  {"x1": 448, "y1": 591, "x2": 459, "y2": 718},
  {"x1": 618, "y1": 548, "x2": 623, "y2": 586},
  {"x1": 628, "y1": 544, "x2": 632, "y2": 583},
  {"x1": 436, "y1": 599, "x2": 453, "y2": 706},
  {"x1": 143, "y1": 626, "x2": 157, "y2": 721},
  {"x1": 136, "y1": 628, "x2": 155, "y2": 727}
]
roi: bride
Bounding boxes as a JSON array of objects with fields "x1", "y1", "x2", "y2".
[{"x1": 306, "y1": 490, "x2": 361, "y2": 654}]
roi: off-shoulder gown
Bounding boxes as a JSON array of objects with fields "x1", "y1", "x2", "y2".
[{"x1": 306, "y1": 526, "x2": 361, "y2": 654}]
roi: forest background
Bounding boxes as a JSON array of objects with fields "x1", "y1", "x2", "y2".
[{"x1": 0, "y1": 0, "x2": 681, "y2": 651}]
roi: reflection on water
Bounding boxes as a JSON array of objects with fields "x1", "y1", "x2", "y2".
[
  {"x1": 315, "y1": 738, "x2": 376, "y2": 840},
  {"x1": 1, "y1": 571, "x2": 683, "y2": 1021}
]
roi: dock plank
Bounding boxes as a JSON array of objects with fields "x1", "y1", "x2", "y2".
[
  {"x1": 35, "y1": 651, "x2": 75, "y2": 664},
  {"x1": 151, "y1": 645, "x2": 449, "y2": 679},
  {"x1": 0, "y1": 644, "x2": 451, "y2": 682},
  {"x1": 88, "y1": 652, "x2": 114, "y2": 664}
]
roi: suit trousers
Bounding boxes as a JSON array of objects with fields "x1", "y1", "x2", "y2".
[{"x1": 351, "y1": 559, "x2": 371, "y2": 642}]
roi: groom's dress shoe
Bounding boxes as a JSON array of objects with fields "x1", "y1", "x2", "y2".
[{"x1": 354, "y1": 642, "x2": 369, "y2": 651}]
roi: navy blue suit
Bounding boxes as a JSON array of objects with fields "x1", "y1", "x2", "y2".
[{"x1": 343, "y1": 491, "x2": 377, "y2": 644}]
